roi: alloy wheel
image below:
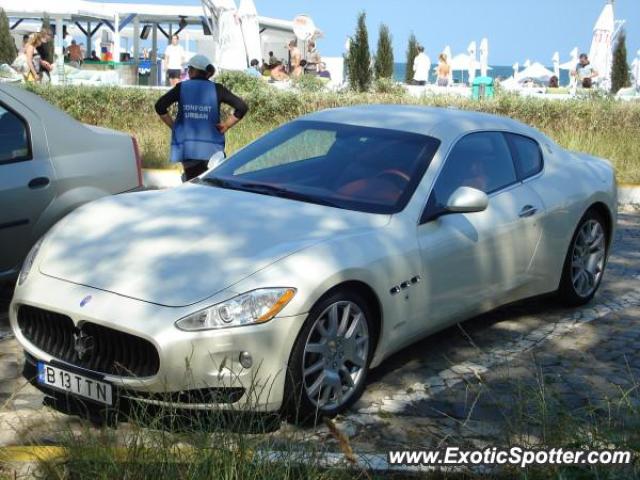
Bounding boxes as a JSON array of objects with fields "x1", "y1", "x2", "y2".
[
  {"x1": 571, "y1": 219, "x2": 606, "y2": 298},
  {"x1": 302, "y1": 301, "x2": 369, "y2": 410}
]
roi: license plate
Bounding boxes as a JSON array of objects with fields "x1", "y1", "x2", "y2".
[{"x1": 37, "y1": 362, "x2": 113, "y2": 406}]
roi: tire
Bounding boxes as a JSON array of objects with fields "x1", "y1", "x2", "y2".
[
  {"x1": 282, "y1": 290, "x2": 375, "y2": 425},
  {"x1": 557, "y1": 209, "x2": 609, "y2": 306}
]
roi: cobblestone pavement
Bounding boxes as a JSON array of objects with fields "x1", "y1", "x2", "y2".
[{"x1": 1, "y1": 211, "x2": 639, "y2": 452}]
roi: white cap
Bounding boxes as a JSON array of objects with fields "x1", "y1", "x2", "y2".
[{"x1": 187, "y1": 54, "x2": 213, "y2": 72}]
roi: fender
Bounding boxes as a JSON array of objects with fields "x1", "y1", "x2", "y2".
[{"x1": 32, "y1": 186, "x2": 112, "y2": 241}]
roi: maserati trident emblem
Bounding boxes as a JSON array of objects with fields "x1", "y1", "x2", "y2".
[
  {"x1": 80, "y1": 295, "x2": 92, "y2": 307},
  {"x1": 73, "y1": 329, "x2": 94, "y2": 360}
]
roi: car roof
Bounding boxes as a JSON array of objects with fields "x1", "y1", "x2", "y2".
[{"x1": 300, "y1": 104, "x2": 545, "y2": 142}]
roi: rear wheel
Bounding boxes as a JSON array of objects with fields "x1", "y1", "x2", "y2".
[
  {"x1": 558, "y1": 209, "x2": 608, "y2": 306},
  {"x1": 283, "y1": 290, "x2": 374, "y2": 424}
]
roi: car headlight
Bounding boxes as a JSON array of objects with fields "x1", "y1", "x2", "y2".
[
  {"x1": 18, "y1": 237, "x2": 44, "y2": 286},
  {"x1": 175, "y1": 288, "x2": 296, "y2": 331}
]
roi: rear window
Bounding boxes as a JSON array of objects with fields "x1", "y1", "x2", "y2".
[
  {"x1": 0, "y1": 104, "x2": 30, "y2": 164},
  {"x1": 505, "y1": 133, "x2": 543, "y2": 180}
]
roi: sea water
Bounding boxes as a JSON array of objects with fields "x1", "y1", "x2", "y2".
[{"x1": 393, "y1": 63, "x2": 571, "y2": 86}]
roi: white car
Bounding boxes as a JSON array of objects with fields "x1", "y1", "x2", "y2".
[
  {"x1": 0, "y1": 84, "x2": 143, "y2": 282},
  {"x1": 10, "y1": 105, "x2": 616, "y2": 422}
]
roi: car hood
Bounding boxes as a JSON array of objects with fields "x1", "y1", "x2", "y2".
[{"x1": 39, "y1": 184, "x2": 390, "y2": 307}]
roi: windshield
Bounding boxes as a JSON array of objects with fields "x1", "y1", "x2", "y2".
[{"x1": 202, "y1": 120, "x2": 440, "y2": 214}]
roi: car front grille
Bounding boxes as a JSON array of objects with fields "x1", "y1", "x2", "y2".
[{"x1": 17, "y1": 305, "x2": 160, "y2": 378}]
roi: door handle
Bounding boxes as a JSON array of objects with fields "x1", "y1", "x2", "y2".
[
  {"x1": 519, "y1": 205, "x2": 537, "y2": 218},
  {"x1": 28, "y1": 177, "x2": 50, "y2": 189}
]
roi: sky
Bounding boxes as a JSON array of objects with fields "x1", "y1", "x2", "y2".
[{"x1": 105, "y1": 0, "x2": 640, "y2": 65}]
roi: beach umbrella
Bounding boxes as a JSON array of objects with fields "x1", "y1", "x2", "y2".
[
  {"x1": 202, "y1": 0, "x2": 248, "y2": 71},
  {"x1": 449, "y1": 53, "x2": 480, "y2": 71},
  {"x1": 552, "y1": 51, "x2": 560, "y2": 79},
  {"x1": 467, "y1": 41, "x2": 477, "y2": 84},
  {"x1": 517, "y1": 62, "x2": 555, "y2": 83},
  {"x1": 559, "y1": 47, "x2": 579, "y2": 70},
  {"x1": 512, "y1": 62, "x2": 519, "y2": 78},
  {"x1": 588, "y1": 1, "x2": 614, "y2": 89},
  {"x1": 238, "y1": 0, "x2": 262, "y2": 68},
  {"x1": 632, "y1": 50, "x2": 640, "y2": 89},
  {"x1": 559, "y1": 47, "x2": 579, "y2": 87},
  {"x1": 479, "y1": 38, "x2": 489, "y2": 77}
]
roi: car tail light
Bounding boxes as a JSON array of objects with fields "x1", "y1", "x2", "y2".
[{"x1": 131, "y1": 136, "x2": 143, "y2": 187}]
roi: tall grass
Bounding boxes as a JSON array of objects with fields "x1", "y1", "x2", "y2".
[{"x1": 22, "y1": 82, "x2": 640, "y2": 183}]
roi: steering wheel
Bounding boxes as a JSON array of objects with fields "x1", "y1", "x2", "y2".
[{"x1": 374, "y1": 169, "x2": 411, "y2": 188}]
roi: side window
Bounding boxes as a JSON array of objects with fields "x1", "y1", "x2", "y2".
[
  {"x1": 424, "y1": 132, "x2": 517, "y2": 220},
  {"x1": 505, "y1": 133, "x2": 543, "y2": 180},
  {"x1": 0, "y1": 104, "x2": 30, "y2": 164}
]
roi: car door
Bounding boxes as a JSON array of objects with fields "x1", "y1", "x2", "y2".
[
  {"x1": 415, "y1": 131, "x2": 544, "y2": 330},
  {"x1": 0, "y1": 99, "x2": 55, "y2": 276}
]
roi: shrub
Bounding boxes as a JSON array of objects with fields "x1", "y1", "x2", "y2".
[
  {"x1": 373, "y1": 78, "x2": 405, "y2": 95},
  {"x1": 0, "y1": 8, "x2": 17, "y2": 65},
  {"x1": 405, "y1": 33, "x2": 418, "y2": 84},
  {"x1": 291, "y1": 74, "x2": 326, "y2": 93},
  {"x1": 374, "y1": 24, "x2": 394, "y2": 80},
  {"x1": 347, "y1": 12, "x2": 372, "y2": 93},
  {"x1": 611, "y1": 30, "x2": 631, "y2": 94},
  {"x1": 215, "y1": 70, "x2": 269, "y2": 96}
]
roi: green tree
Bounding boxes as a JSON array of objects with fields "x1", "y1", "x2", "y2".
[
  {"x1": 611, "y1": 30, "x2": 630, "y2": 93},
  {"x1": 0, "y1": 8, "x2": 17, "y2": 65},
  {"x1": 405, "y1": 33, "x2": 418, "y2": 84},
  {"x1": 374, "y1": 23, "x2": 394, "y2": 80},
  {"x1": 347, "y1": 11, "x2": 372, "y2": 92}
]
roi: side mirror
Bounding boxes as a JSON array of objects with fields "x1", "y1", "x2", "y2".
[{"x1": 445, "y1": 186, "x2": 488, "y2": 213}]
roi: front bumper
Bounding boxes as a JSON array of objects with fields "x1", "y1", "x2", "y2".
[{"x1": 10, "y1": 272, "x2": 306, "y2": 413}]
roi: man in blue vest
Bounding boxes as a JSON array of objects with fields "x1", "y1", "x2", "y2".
[{"x1": 155, "y1": 54, "x2": 248, "y2": 181}]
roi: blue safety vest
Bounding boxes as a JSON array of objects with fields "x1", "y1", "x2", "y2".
[{"x1": 170, "y1": 80, "x2": 225, "y2": 163}]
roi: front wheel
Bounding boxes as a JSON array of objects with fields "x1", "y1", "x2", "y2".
[
  {"x1": 558, "y1": 209, "x2": 608, "y2": 306},
  {"x1": 283, "y1": 291, "x2": 374, "y2": 424}
]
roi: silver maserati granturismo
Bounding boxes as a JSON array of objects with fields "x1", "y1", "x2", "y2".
[{"x1": 10, "y1": 105, "x2": 616, "y2": 422}]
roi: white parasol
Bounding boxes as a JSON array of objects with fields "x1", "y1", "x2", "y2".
[
  {"x1": 517, "y1": 62, "x2": 555, "y2": 83},
  {"x1": 201, "y1": 0, "x2": 248, "y2": 71},
  {"x1": 632, "y1": 49, "x2": 640, "y2": 89},
  {"x1": 238, "y1": 0, "x2": 262, "y2": 67},
  {"x1": 588, "y1": 1, "x2": 614, "y2": 89},
  {"x1": 449, "y1": 53, "x2": 481, "y2": 71},
  {"x1": 467, "y1": 41, "x2": 477, "y2": 84},
  {"x1": 479, "y1": 38, "x2": 489, "y2": 77},
  {"x1": 559, "y1": 47, "x2": 579, "y2": 70},
  {"x1": 552, "y1": 51, "x2": 560, "y2": 79}
]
